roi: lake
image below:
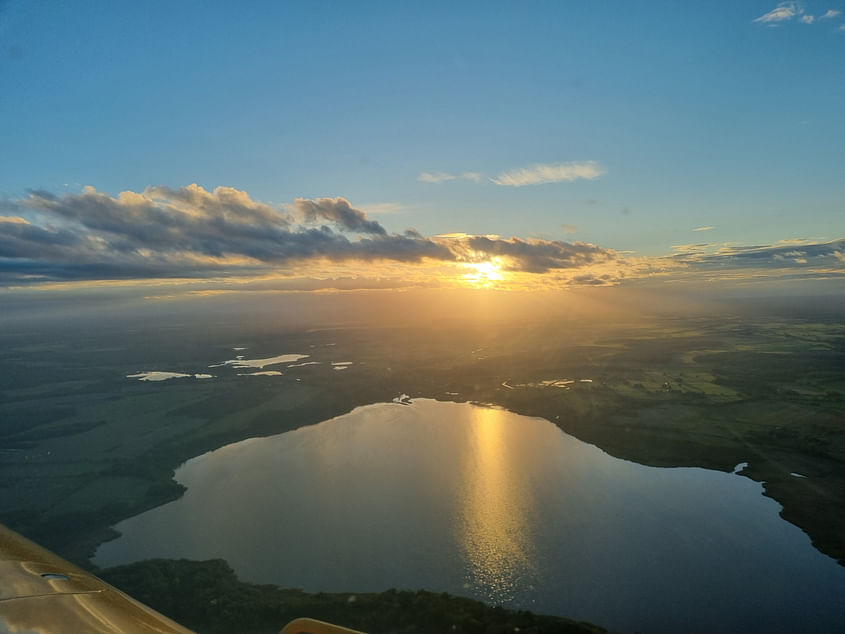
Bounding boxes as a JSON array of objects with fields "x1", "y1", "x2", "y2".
[{"x1": 95, "y1": 399, "x2": 845, "y2": 633}]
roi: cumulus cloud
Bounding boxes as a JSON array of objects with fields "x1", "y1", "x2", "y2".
[
  {"x1": 800, "y1": 14, "x2": 815, "y2": 23},
  {"x1": 4, "y1": 184, "x2": 840, "y2": 290},
  {"x1": 754, "y1": 2, "x2": 802, "y2": 23},
  {"x1": 0, "y1": 184, "x2": 619, "y2": 285},
  {"x1": 0, "y1": 186, "x2": 448, "y2": 283},
  {"x1": 491, "y1": 161, "x2": 604, "y2": 186},
  {"x1": 292, "y1": 197, "x2": 386, "y2": 235}
]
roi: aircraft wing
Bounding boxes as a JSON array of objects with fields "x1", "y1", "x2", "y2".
[
  {"x1": 0, "y1": 524, "x2": 365, "y2": 634},
  {"x1": 0, "y1": 523, "x2": 195, "y2": 633}
]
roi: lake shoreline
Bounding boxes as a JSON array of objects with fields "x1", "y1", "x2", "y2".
[
  {"x1": 92, "y1": 399, "x2": 845, "y2": 634},
  {"x1": 61, "y1": 391, "x2": 845, "y2": 571}
]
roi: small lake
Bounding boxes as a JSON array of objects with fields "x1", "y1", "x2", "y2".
[{"x1": 95, "y1": 399, "x2": 845, "y2": 633}]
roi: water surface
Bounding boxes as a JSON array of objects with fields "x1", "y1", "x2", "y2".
[{"x1": 96, "y1": 399, "x2": 845, "y2": 633}]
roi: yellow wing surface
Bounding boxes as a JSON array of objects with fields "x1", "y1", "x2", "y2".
[{"x1": 0, "y1": 524, "x2": 361, "y2": 634}]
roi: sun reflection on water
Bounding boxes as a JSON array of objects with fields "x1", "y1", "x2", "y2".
[{"x1": 458, "y1": 406, "x2": 538, "y2": 605}]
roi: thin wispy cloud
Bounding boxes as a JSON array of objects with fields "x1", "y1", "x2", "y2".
[
  {"x1": 491, "y1": 161, "x2": 604, "y2": 187},
  {"x1": 418, "y1": 171, "x2": 484, "y2": 184},
  {"x1": 754, "y1": 2, "x2": 802, "y2": 23},
  {"x1": 674, "y1": 243, "x2": 714, "y2": 251},
  {"x1": 418, "y1": 171, "x2": 456, "y2": 183},
  {"x1": 359, "y1": 202, "x2": 404, "y2": 215},
  {"x1": 754, "y1": 3, "x2": 843, "y2": 26},
  {"x1": 419, "y1": 163, "x2": 604, "y2": 187},
  {"x1": 561, "y1": 224, "x2": 578, "y2": 235},
  {"x1": 694, "y1": 226, "x2": 714, "y2": 232}
]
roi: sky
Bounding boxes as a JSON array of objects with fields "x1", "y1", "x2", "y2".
[{"x1": 1, "y1": 1, "x2": 844, "y2": 299}]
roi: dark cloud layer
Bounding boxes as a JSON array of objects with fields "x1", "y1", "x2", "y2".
[
  {"x1": 458, "y1": 235, "x2": 613, "y2": 273},
  {"x1": 0, "y1": 185, "x2": 616, "y2": 284},
  {"x1": 5, "y1": 184, "x2": 839, "y2": 288},
  {"x1": 671, "y1": 240, "x2": 845, "y2": 269}
]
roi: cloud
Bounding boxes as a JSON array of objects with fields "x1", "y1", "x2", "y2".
[
  {"x1": 4, "y1": 184, "x2": 841, "y2": 292},
  {"x1": 0, "y1": 184, "x2": 621, "y2": 286},
  {"x1": 754, "y1": 4, "x2": 842, "y2": 26},
  {"x1": 671, "y1": 243, "x2": 715, "y2": 255},
  {"x1": 418, "y1": 171, "x2": 455, "y2": 183},
  {"x1": 418, "y1": 171, "x2": 484, "y2": 184},
  {"x1": 360, "y1": 202, "x2": 403, "y2": 215},
  {"x1": 753, "y1": 2, "x2": 802, "y2": 23},
  {"x1": 622, "y1": 238, "x2": 845, "y2": 290},
  {"x1": 570, "y1": 273, "x2": 615, "y2": 286},
  {"x1": 561, "y1": 224, "x2": 578, "y2": 235},
  {"x1": 445, "y1": 234, "x2": 616, "y2": 274},
  {"x1": 670, "y1": 239, "x2": 845, "y2": 272},
  {"x1": 0, "y1": 186, "x2": 450, "y2": 282},
  {"x1": 491, "y1": 161, "x2": 604, "y2": 187},
  {"x1": 693, "y1": 226, "x2": 714, "y2": 232},
  {"x1": 291, "y1": 197, "x2": 386, "y2": 235},
  {"x1": 419, "y1": 163, "x2": 604, "y2": 187}
]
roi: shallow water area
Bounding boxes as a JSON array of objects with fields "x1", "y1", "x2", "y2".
[{"x1": 95, "y1": 399, "x2": 845, "y2": 633}]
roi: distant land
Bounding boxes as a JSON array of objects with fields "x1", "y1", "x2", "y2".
[{"x1": 1, "y1": 291, "x2": 843, "y2": 631}]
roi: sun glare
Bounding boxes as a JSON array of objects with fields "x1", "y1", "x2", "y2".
[{"x1": 462, "y1": 260, "x2": 505, "y2": 288}]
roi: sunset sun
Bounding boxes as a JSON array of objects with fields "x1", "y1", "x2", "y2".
[{"x1": 463, "y1": 259, "x2": 505, "y2": 287}]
